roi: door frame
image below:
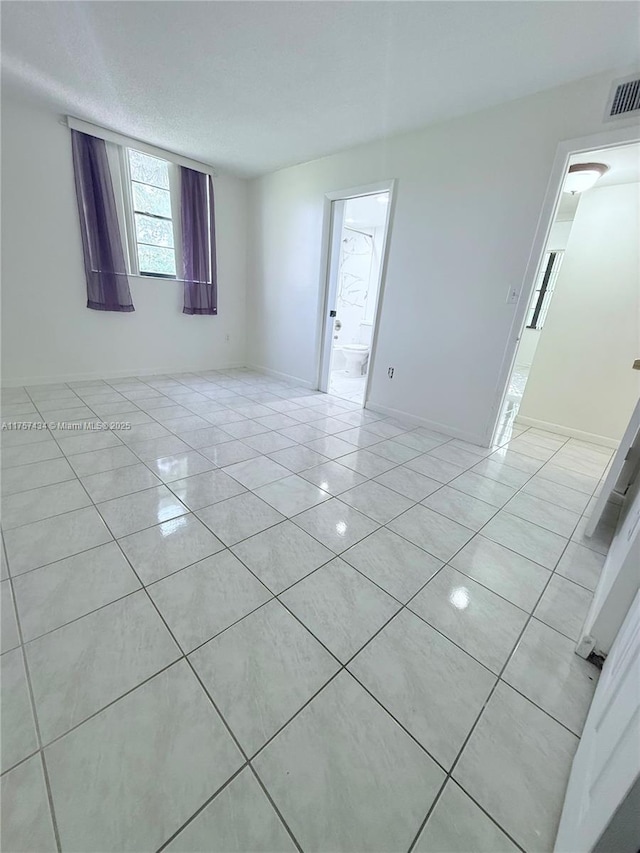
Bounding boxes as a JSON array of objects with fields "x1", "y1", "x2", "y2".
[
  {"x1": 315, "y1": 179, "x2": 397, "y2": 406},
  {"x1": 485, "y1": 124, "x2": 640, "y2": 447}
]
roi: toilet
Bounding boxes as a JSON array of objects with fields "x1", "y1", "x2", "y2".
[{"x1": 341, "y1": 343, "x2": 369, "y2": 376}]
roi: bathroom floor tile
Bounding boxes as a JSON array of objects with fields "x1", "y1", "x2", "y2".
[
  {"x1": 534, "y1": 574, "x2": 592, "y2": 640},
  {"x1": 388, "y1": 504, "x2": 474, "y2": 562},
  {"x1": 97, "y1": 485, "x2": 188, "y2": 538},
  {"x1": 196, "y1": 492, "x2": 284, "y2": 546},
  {"x1": 409, "y1": 566, "x2": 527, "y2": 673},
  {"x1": 1, "y1": 648, "x2": 38, "y2": 772},
  {"x1": 281, "y1": 558, "x2": 399, "y2": 662},
  {"x1": 190, "y1": 600, "x2": 338, "y2": 754},
  {"x1": 502, "y1": 619, "x2": 598, "y2": 734},
  {"x1": 572, "y1": 515, "x2": 615, "y2": 555},
  {"x1": 4, "y1": 506, "x2": 112, "y2": 575},
  {"x1": 350, "y1": 609, "x2": 495, "y2": 768},
  {"x1": 454, "y1": 681, "x2": 578, "y2": 853},
  {"x1": 254, "y1": 475, "x2": 330, "y2": 516},
  {"x1": 0, "y1": 755, "x2": 57, "y2": 853},
  {"x1": 482, "y1": 511, "x2": 567, "y2": 569},
  {"x1": 148, "y1": 550, "x2": 271, "y2": 652},
  {"x1": 291, "y1": 498, "x2": 379, "y2": 553},
  {"x1": 26, "y1": 591, "x2": 181, "y2": 743},
  {"x1": 339, "y1": 480, "x2": 414, "y2": 524},
  {"x1": 342, "y1": 527, "x2": 442, "y2": 602},
  {"x1": 414, "y1": 780, "x2": 518, "y2": 853},
  {"x1": 13, "y1": 542, "x2": 140, "y2": 641},
  {"x1": 45, "y1": 662, "x2": 243, "y2": 853},
  {"x1": 253, "y1": 672, "x2": 444, "y2": 853},
  {"x1": 118, "y1": 514, "x2": 225, "y2": 584},
  {"x1": 165, "y1": 769, "x2": 296, "y2": 853},
  {"x1": 232, "y1": 521, "x2": 333, "y2": 593}
]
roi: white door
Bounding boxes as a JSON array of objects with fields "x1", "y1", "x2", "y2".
[
  {"x1": 554, "y1": 589, "x2": 640, "y2": 852},
  {"x1": 585, "y1": 397, "x2": 640, "y2": 537}
]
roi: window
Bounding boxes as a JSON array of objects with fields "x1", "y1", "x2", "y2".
[
  {"x1": 126, "y1": 149, "x2": 177, "y2": 278},
  {"x1": 526, "y1": 250, "x2": 564, "y2": 330}
]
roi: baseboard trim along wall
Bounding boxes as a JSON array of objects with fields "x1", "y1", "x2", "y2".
[
  {"x1": 0, "y1": 362, "x2": 246, "y2": 388},
  {"x1": 246, "y1": 364, "x2": 316, "y2": 389},
  {"x1": 365, "y1": 400, "x2": 488, "y2": 447},
  {"x1": 514, "y1": 415, "x2": 620, "y2": 450}
]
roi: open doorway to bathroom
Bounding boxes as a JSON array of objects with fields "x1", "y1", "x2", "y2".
[
  {"x1": 497, "y1": 141, "x2": 640, "y2": 448},
  {"x1": 319, "y1": 186, "x2": 393, "y2": 406}
]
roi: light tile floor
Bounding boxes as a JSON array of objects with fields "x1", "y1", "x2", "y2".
[
  {"x1": 328, "y1": 369, "x2": 367, "y2": 403},
  {"x1": 0, "y1": 369, "x2": 613, "y2": 852}
]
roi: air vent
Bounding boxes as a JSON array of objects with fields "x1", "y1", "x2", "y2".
[{"x1": 606, "y1": 75, "x2": 640, "y2": 120}]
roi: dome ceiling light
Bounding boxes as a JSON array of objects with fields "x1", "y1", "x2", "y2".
[{"x1": 563, "y1": 162, "x2": 609, "y2": 195}]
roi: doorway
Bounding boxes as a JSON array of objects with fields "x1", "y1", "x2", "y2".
[
  {"x1": 495, "y1": 140, "x2": 640, "y2": 447},
  {"x1": 318, "y1": 184, "x2": 394, "y2": 406}
]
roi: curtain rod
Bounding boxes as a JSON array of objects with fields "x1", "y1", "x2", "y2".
[{"x1": 66, "y1": 116, "x2": 217, "y2": 177}]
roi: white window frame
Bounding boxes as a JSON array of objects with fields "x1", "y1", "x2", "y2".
[{"x1": 118, "y1": 147, "x2": 182, "y2": 280}]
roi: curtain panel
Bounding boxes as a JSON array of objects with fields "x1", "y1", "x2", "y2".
[
  {"x1": 71, "y1": 130, "x2": 134, "y2": 312},
  {"x1": 181, "y1": 167, "x2": 217, "y2": 315}
]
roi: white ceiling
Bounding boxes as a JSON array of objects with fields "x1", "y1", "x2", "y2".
[{"x1": 2, "y1": 1, "x2": 638, "y2": 176}]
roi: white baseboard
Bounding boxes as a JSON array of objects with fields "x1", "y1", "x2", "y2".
[
  {"x1": 246, "y1": 364, "x2": 316, "y2": 389},
  {"x1": 514, "y1": 415, "x2": 620, "y2": 449},
  {"x1": 1, "y1": 362, "x2": 245, "y2": 388},
  {"x1": 365, "y1": 400, "x2": 488, "y2": 446}
]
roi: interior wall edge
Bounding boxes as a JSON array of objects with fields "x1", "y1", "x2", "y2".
[
  {"x1": 245, "y1": 364, "x2": 316, "y2": 390},
  {"x1": 0, "y1": 361, "x2": 246, "y2": 389},
  {"x1": 365, "y1": 400, "x2": 487, "y2": 446},
  {"x1": 514, "y1": 415, "x2": 620, "y2": 450}
]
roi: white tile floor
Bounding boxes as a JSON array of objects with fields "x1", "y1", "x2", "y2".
[
  {"x1": 328, "y1": 369, "x2": 367, "y2": 403},
  {"x1": 0, "y1": 368, "x2": 614, "y2": 852}
]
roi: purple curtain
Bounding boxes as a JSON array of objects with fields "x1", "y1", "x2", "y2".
[
  {"x1": 71, "y1": 130, "x2": 134, "y2": 312},
  {"x1": 181, "y1": 167, "x2": 217, "y2": 315}
]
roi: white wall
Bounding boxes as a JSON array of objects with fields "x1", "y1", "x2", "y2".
[
  {"x1": 1, "y1": 96, "x2": 248, "y2": 385},
  {"x1": 515, "y1": 218, "x2": 576, "y2": 368},
  {"x1": 247, "y1": 71, "x2": 638, "y2": 444},
  {"x1": 519, "y1": 182, "x2": 640, "y2": 442}
]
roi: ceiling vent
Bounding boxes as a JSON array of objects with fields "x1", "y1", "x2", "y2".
[{"x1": 605, "y1": 75, "x2": 640, "y2": 120}]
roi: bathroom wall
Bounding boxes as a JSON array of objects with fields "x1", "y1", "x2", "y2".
[{"x1": 332, "y1": 194, "x2": 387, "y2": 371}]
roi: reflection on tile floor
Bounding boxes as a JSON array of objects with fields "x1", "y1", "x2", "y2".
[{"x1": 0, "y1": 368, "x2": 613, "y2": 852}]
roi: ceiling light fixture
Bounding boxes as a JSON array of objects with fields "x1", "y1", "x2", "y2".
[{"x1": 563, "y1": 162, "x2": 609, "y2": 195}]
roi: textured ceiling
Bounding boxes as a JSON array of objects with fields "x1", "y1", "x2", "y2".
[{"x1": 2, "y1": 1, "x2": 639, "y2": 176}]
